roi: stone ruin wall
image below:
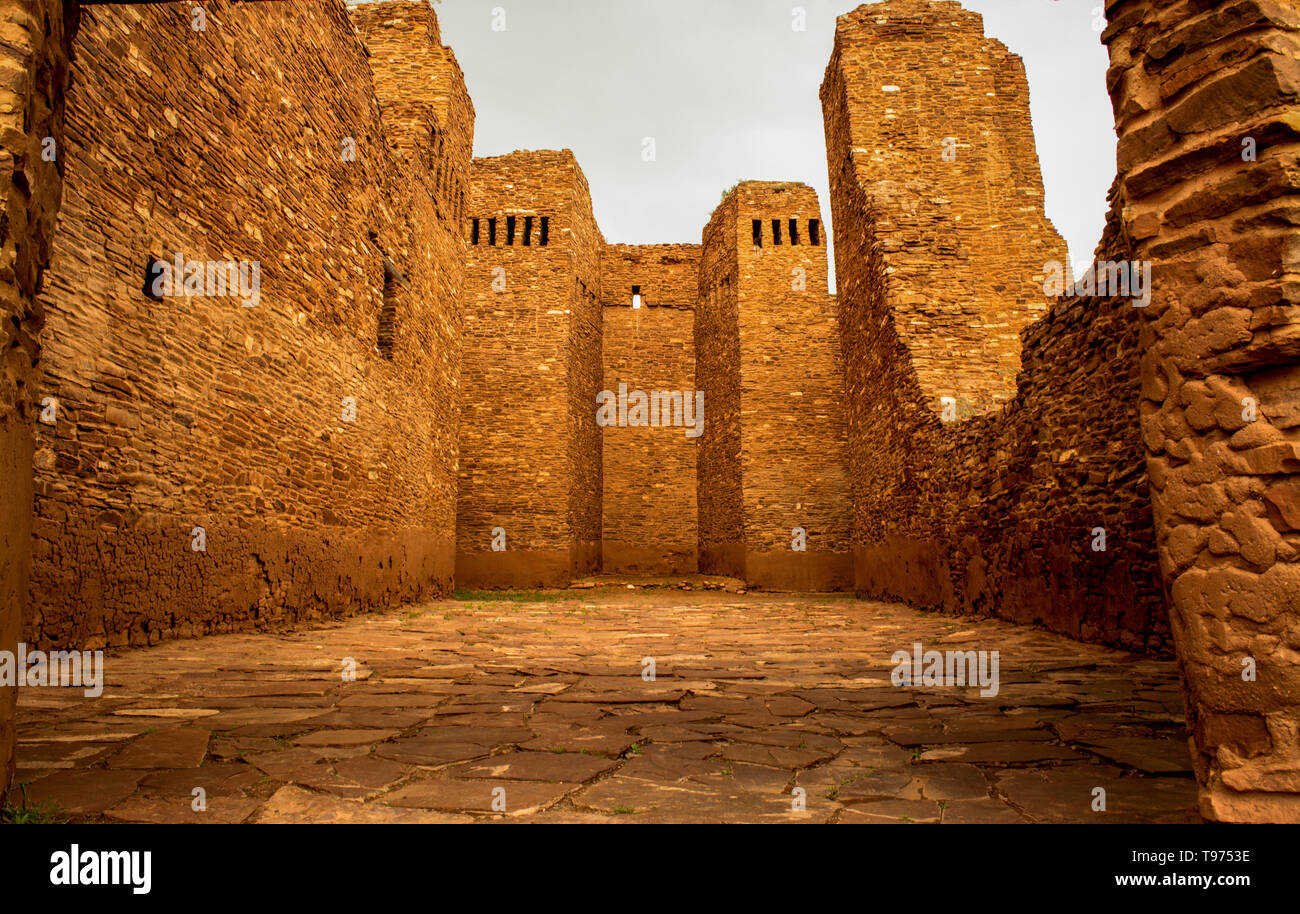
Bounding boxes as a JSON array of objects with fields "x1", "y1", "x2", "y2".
[
  {"x1": 0, "y1": 0, "x2": 75, "y2": 807},
  {"x1": 601, "y1": 244, "x2": 700, "y2": 575},
  {"x1": 349, "y1": 0, "x2": 474, "y2": 229},
  {"x1": 456, "y1": 149, "x2": 604, "y2": 588},
  {"x1": 828, "y1": 0, "x2": 1070, "y2": 417},
  {"x1": 25, "y1": 0, "x2": 467, "y2": 649},
  {"x1": 696, "y1": 194, "x2": 745, "y2": 579},
  {"x1": 1103, "y1": 0, "x2": 1300, "y2": 822},
  {"x1": 823, "y1": 1, "x2": 1169, "y2": 649},
  {"x1": 698, "y1": 182, "x2": 853, "y2": 591}
]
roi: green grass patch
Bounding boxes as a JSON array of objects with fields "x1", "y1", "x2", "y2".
[
  {"x1": 454, "y1": 590, "x2": 564, "y2": 604},
  {"x1": 2, "y1": 783, "x2": 67, "y2": 824}
]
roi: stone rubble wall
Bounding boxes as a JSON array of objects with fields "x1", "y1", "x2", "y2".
[
  {"x1": 27, "y1": 0, "x2": 465, "y2": 649},
  {"x1": 1103, "y1": 0, "x2": 1300, "y2": 822},
  {"x1": 601, "y1": 244, "x2": 700, "y2": 574},
  {"x1": 823, "y1": 2, "x2": 1168, "y2": 649},
  {"x1": 456, "y1": 149, "x2": 604, "y2": 587},
  {"x1": 699, "y1": 182, "x2": 854, "y2": 591},
  {"x1": 0, "y1": 0, "x2": 76, "y2": 808}
]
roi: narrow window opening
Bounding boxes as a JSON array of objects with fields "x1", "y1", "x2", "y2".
[
  {"x1": 540, "y1": 216, "x2": 550, "y2": 246},
  {"x1": 488, "y1": 217, "x2": 497, "y2": 246},
  {"x1": 523, "y1": 215, "x2": 534, "y2": 246},
  {"x1": 789, "y1": 219, "x2": 800, "y2": 245},
  {"x1": 143, "y1": 257, "x2": 166, "y2": 301},
  {"x1": 632, "y1": 284, "x2": 642, "y2": 309},
  {"x1": 377, "y1": 270, "x2": 398, "y2": 359},
  {"x1": 752, "y1": 220, "x2": 762, "y2": 248},
  {"x1": 471, "y1": 218, "x2": 480, "y2": 245},
  {"x1": 809, "y1": 219, "x2": 821, "y2": 246},
  {"x1": 772, "y1": 219, "x2": 782, "y2": 245},
  {"x1": 506, "y1": 215, "x2": 517, "y2": 245}
]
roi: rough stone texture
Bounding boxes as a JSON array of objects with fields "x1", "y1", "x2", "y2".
[
  {"x1": 823, "y1": 0, "x2": 1069, "y2": 415},
  {"x1": 26, "y1": 0, "x2": 466, "y2": 650},
  {"x1": 601, "y1": 244, "x2": 700, "y2": 574},
  {"x1": 822, "y1": 2, "x2": 1168, "y2": 651},
  {"x1": 697, "y1": 182, "x2": 853, "y2": 591},
  {"x1": 456, "y1": 150, "x2": 604, "y2": 588},
  {"x1": 1103, "y1": 0, "x2": 1300, "y2": 822},
  {"x1": 0, "y1": 0, "x2": 76, "y2": 805},
  {"x1": 11, "y1": 587, "x2": 1198, "y2": 824}
]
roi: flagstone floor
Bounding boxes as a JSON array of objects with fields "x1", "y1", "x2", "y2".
[{"x1": 11, "y1": 585, "x2": 1201, "y2": 824}]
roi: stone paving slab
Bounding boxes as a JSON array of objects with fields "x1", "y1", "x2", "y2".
[{"x1": 10, "y1": 587, "x2": 1200, "y2": 823}]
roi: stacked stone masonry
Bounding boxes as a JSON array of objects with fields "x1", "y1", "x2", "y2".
[
  {"x1": 698, "y1": 183, "x2": 854, "y2": 591},
  {"x1": 28, "y1": 0, "x2": 468, "y2": 650},
  {"x1": 1, "y1": 0, "x2": 1296, "y2": 822},
  {"x1": 821, "y1": 1, "x2": 1168, "y2": 651},
  {"x1": 456, "y1": 150, "x2": 604, "y2": 588},
  {"x1": 0, "y1": 0, "x2": 75, "y2": 813},
  {"x1": 1103, "y1": 0, "x2": 1300, "y2": 823},
  {"x1": 601, "y1": 244, "x2": 700, "y2": 575}
]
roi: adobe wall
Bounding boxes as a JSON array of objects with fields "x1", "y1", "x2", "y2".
[
  {"x1": 27, "y1": 0, "x2": 465, "y2": 649},
  {"x1": 698, "y1": 182, "x2": 853, "y2": 591},
  {"x1": 456, "y1": 149, "x2": 604, "y2": 588},
  {"x1": 822, "y1": 1, "x2": 1168, "y2": 650},
  {"x1": 601, "y1": 244, "x2": 700, "y2": 574},
  {"x1": 0, "y1": 0, "x2": 76, "y2": 805},
  {"x1": 1103, "y1": 0, "x2": 1300, "y2": 822}
]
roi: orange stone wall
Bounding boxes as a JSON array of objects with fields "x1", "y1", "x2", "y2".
[
  {"x1": 822, "y1": 1, "x2": 1168, "y2": 649},
  {"x1": 600, "y1": 244, "x2": 700, "y2": 574},
  {"x1": 456, "y1": 150, "x2": 604, "y2": 587},
  {"x1": 0, "y1": 0, "x2": 75, "y2": 807},
  {"x1": 1104, "y1": 0, "x2": 1300, "y2": 822},
  {"x1": 27, "y1": 0, "x2": 466, "y2": 648},
  {"x1": 698, "y1": 182, "x2": 853, "y2": 590}
]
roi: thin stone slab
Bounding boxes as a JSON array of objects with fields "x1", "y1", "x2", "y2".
[
  {"x1": 445, "y1": 751, "x2": 619, "y2": 783},
  {"x1": 107, "y1": 728, "x2": 210, "y2": 769},
  {"x1": 385, "y1": 778, "x2": 577, "y2": 816}
]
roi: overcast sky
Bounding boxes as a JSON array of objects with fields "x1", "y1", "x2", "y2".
[{"x1": 424, "y1": 0, "x2": 1115, "y2": 280}]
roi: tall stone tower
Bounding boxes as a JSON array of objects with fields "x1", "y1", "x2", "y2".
[
  {"x1": 697, "y1": 182, "x2": 852, "y2": 591},
  {"x1": 822, "y1": 0, "x2": 1068, "y2": 416},
  {"x1": 456, "y1": 150, "x2": 604, "y2": 588}
]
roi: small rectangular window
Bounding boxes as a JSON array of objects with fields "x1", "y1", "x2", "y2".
[
  {"x1": 506, "y1": 215, "x2": 517, "y2": 246},
  {"x1": 752, "y1": 220, "x2": 762, "y2": 248},
  {"x1": 789, "y1": 219, "x2": 800, "y2": 245},
  {"x1": 523, "y1": 216, "x2": 534, "y2": 246},
  {"x1": 772, "y1": 219, "x2": 782, "y2": 245},
  {"x1": 809, "y1": 219, "x2": 821, "y2": 246},
  {"x1": 632, "y1": 285, "x2": 642, "y2": 309},
  {"x1": 540, "y1": 216, "x2": 550, "y2": 246},
  {"x1": 471, "y1": 218, "x2": 480, "y2": 245},
  {"x1": 488, "y1": 218, "x2": 497, "y2": 246}
]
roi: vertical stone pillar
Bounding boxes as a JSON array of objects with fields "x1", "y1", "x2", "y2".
[
  {"x1": 0, "y1": 0, "x2": 75, "y2": 804},
  {"x1": 1105, "y1": 0, "x2": 1300, "y2": 822}
]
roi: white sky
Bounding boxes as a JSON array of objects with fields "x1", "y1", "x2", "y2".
[{"x1": 424, "y1": 0, "x2": 1115, "y2": 281}]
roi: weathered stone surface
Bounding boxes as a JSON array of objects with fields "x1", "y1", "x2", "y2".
[
  {"x1": 386, "y1": 778, "x2": 576, "y2": 816},
  {"x1": 106, "y1": 728, "x2": 210, "y2": 770},
  {"x1": 12, "y1": 592, "x2": 1201, "y2": 823}
]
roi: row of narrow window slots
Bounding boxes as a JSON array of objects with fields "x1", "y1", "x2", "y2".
[
  {"x1": 469, "y1": 215, "x2": 549, "y2": 247},
  {"x1": 754, "y1": 218, "x2": 821, "y2": 247},
  {"x1": 467, "y1": 217, "x2": 823, "y2": 248}
]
